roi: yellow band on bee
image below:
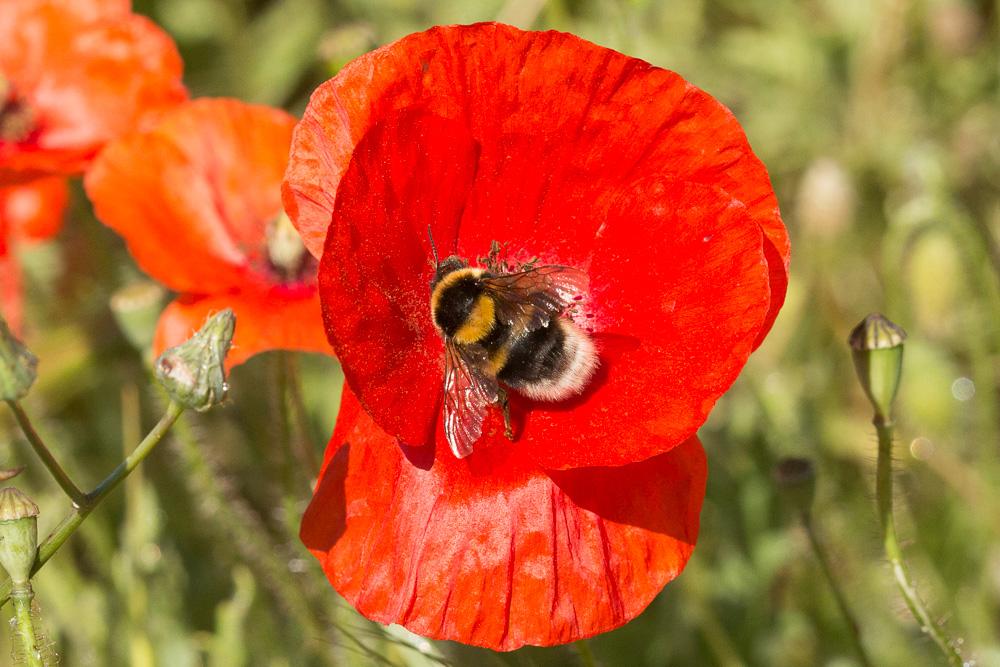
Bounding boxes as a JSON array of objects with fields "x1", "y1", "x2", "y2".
[
  {"x1": 487, "y1": 346, "x2": 509, "y2": 374},
  {"x1": 453, "y1": 295, "x2": 495, "y2": 344}
]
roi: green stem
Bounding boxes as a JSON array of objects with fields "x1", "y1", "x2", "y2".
[
  {"x1": 574, "y1": 640, "x2": 599, "y2": 667},
  {"x1": 86, "y1": 400, "x2": 184, "y2": 504},
  {"x1": 273, "y1": 354, "x2": 298, "y2": 497},
  {"x1": 283, "y1": 353, "x2": 320, "y2": 478},
  {"x1": 10, "y1": 583, "x2": 42, "y2": 667},
  {"x1": 681, "y1": 557, "x2": 745, "y2": 666},
  {"x1": 5, "y1": 400, "x2": 85, "y2": 505},
  {"x1": 0, "y1": 401, "x2": 184, "y2": 607},
  {"x1": 875, "y1": 419, "x2": 964, "y2": 666},
  {"x1": 801, "y1": 512, "x2": 873, "y2": 667},
  {"x1": 695, "y1": 608, "x2": 744, "y2": 666},
  {"x1": 121, "y1": 384, "x2": 152, "y2": 665}
]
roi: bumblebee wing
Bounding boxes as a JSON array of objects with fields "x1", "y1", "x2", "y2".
[
  {"x1": 482, "y1": 265, "x2": 588, "y2": 331},
  {"x1": 443, "y1": 342, "x2": 499, "y2": 459}
]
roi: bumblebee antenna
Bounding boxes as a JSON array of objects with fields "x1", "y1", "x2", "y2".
[{"x1": 427, "y1": 225, "x2": 440, "y2": 266}]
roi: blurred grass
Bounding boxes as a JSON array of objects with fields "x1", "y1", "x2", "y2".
[{"x1": 2, "y1": 0, "x2": 999, "y2": 664}]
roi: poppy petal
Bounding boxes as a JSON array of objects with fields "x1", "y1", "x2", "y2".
[
  {"x1": 319, "y1": 110, "x2": 480, "y2": 447},
  {"x1": 86, "y1": 99, "x2": 297, "y2": 293},
  {"x1": 2, "y1": 178, "x2": 68, "y2": 242},
  {"x1": 317, "y1": 104, "x2": 768, "y2": 467},
  {"x1": 522, "y1": 176, "x2": 769, "y2": 469},
  {"x1": 153, "y1": 287, "x2": 329, "y2": 369},
  {"x1": 0, "y1": 0, "x2": 187, "y2": 181},
  {"x1": 301, "y1": 389, "x2": 706, "y2": 651},
  {"x1": 283, "y1": 23, "x2": 788, "y2": 327}
]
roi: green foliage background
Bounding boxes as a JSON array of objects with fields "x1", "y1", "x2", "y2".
[{"x1": 2, "y1": 0, "x2": 999, "y2": 664}]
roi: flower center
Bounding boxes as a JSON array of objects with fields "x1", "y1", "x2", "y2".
[
  {"x1": 266, "y1": 212, "x2": 315, "y2": 284},
  {"x1": 0, "y1": 76, "x2": 36, "y2": 144}
]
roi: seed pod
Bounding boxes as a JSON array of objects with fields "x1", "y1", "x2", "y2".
[
  {"x1": 849, "y1": 313, "x2": 906, "y2": 423},
  {"x1": 0, "y1": 487, "x2": 39, "y2": 585}
]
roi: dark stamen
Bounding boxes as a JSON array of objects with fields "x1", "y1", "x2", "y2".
[{"x1": 0, "y1": 80, "x2": 36, "y2": 143}]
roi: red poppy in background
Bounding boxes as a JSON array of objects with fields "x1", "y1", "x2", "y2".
[
  {"x1": 0, "y1": 0, "x2": 186, "y2": 183},
  {"x1": 85, "y1": 98, "x2": 329, "y2": 367},
  {"x1": 0, "y1": 177, "x2": 68, "y2": 332},
  {"x1": 288, "y1": 23, "x2": 789, "y2": 650}
]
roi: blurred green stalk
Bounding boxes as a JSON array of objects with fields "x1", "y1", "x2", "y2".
[
  {"x1": 775, "y1": 457, "x2": 872, "y2": 666},
  {"x1": 874, "y1": 420, "x2": 964, "y2": 666},
  {"x1": 800, "y1": 512, "x2": 872, "y2": 667},
  {"x1": 273, "y1": 352, "x2": 319, "y2": 500},
  {"x1": 121, "y1": 383, "x2": 156, "y2": 666},
  {"x1": 167, "y1": 410, "x2": 335, "y2": 661},
  {"x1": 282, "y1": 352, "x2": 320, "y2": 478},
  {"x1": 574, "y1": 640, "x2": 598, "y2": 667}
]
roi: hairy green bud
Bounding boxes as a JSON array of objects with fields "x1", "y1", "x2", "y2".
[
  {"x1": 155, "y1": 309, "x2": 235, "y2": 411},
  {"x1": 0, "y1": 317, "x2": 37, "y2": 401}
]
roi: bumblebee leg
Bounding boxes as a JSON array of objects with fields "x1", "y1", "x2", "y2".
[{"x1": 497, "y1": 387, "x2": 514, "y2": 440}]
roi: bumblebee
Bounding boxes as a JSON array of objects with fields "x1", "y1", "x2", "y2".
[{"x1": 430, "y1": 239, "x2": 599, "y2": 458}]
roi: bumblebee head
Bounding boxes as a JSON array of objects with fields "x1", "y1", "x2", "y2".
[
  {"x1": 426, "y1": 225, "x2": 468, "y2": 289},
  {"x1": 430, "y1": 255, "x2": 468, "y2": 290}
]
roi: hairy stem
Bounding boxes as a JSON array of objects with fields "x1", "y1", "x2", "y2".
[
  {"x1": 875, "y1": 419, "x2": 963, "y2": 666},
  {"x1": 10, "y1": 584, "x2": 42, "y2": 667}
]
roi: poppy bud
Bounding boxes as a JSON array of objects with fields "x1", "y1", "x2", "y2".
[
  {"x1": 155, "y1": 309, "x2": 235, "y2": 412},
  {"x1": 0, "y1": 487, "x2": 39, "y2": 585},
  {"x1": 110, "y1": 280, "x2": 166, "y2": 354},
  {"x1": 0, "y1": 315, "x2": 37, "y2": 401},
  {"x1": 773, "y1": 457, "x2": 816, "y2": 515},
  {"x1": 848, "y1": 313, "x2": 906, "y2": 423}
]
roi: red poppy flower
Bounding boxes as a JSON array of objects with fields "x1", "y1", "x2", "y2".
[
  {"x1": 287, "y1": 23, "x2": 789, "y2": 649},
  {"x1": 0, "y1": 0, "x2": 187, "y2": 183},
  {"x1": 84, "y1": 98, "x2": 329, "y2": 366},
  {"x1": 0, "y1": 177, "x2": 68, "y2": 332}
]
